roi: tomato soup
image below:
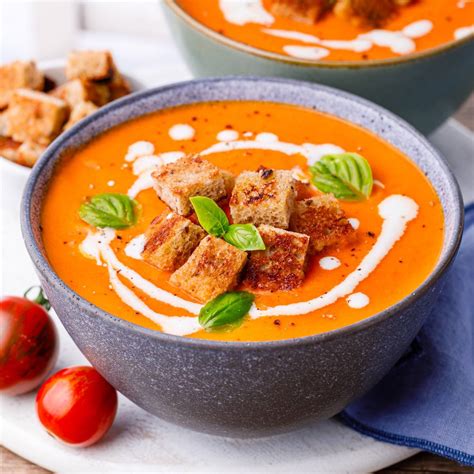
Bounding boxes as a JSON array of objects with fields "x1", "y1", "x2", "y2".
[
  {"x1": 177, "y1": 0, "x2": 474, "y2": 62},
  {"x1": 41, "y1": 101, "x2": 444, "y2": 341}
]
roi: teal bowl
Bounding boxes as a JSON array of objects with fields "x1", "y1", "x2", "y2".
[{"x1": 163, "y1": 0, "x2": 474, "y2": 135}]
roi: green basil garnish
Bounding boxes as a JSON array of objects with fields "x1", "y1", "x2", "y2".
[
  {"x1": 199, "y1": 291, "x2": 255, "y2": 331},
  {"x1": 190, "y1": 196, "x2": 229, "y2": 237},
  {"x1": 190, "y1": 196, "x2": 265, "y2": 251},
  {"x1": 310, "y1": 153, "x2": 373, "y2": 201},
  {"x1": 79, "y1": 193, "x2": 137, "y2": 229},
  {"x1": 224, "y1": 224, "x2": 266, "y2": 251}
]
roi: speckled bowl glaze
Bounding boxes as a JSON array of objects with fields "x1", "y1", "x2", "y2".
[
  {"x1": 22, "y1": 78, "x2": 463, "y2": 437},
  {"x1": 163, "y1": 0, "x2": 474, "y2": 135}
]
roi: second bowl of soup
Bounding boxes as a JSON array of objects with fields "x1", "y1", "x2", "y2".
[
  {"x1": 164, "y1": 0, "x2": 474, "y2": 134},
  {"x1": 22, "y1": 77, "x2": 462, "y2": 436}
]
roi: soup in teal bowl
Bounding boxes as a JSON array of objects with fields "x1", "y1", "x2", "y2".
[{"x1": 163, "y1": 0, "x2": 474, "y2": 134}]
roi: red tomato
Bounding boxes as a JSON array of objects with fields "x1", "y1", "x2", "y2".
[
  {"x1": 36, "y1": 366, "x2": 118, "y2": 447},
  {"x1": 0, "y1": 290, "x2": 58, "y2": 395}
]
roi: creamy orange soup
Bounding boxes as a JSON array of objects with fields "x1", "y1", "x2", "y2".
[
  {"x1": 42, "y1": 101, "x2": 443, "y2": 341},
  {"x1": 177, "y1": 0, "x2": 474, "y2": 61}
]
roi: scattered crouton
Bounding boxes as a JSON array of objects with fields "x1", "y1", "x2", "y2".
[
  {"x1": 50, "y1": 79, "x2": 110, "y2": 107},
  {"x1": 142, "y1": 212, "x2": 206, "y2": 272},
  {"x1": 269, "y1": 0, "x2": 331, "y2": 24},
  {"x1": 290, "y1": 194, "x2": 355, "y2": 254},
  {"x1": 152, "y1": 155, "x2": 232, "y2": 216},
  {"x1": 5, "y1": 89, "x2": 69, "y2": 145},
  {"x1": 0, "y1": 136, "x2": 21, "y2": 162},
  {"x1": 0, "y1": 61, "x2": 44, "y2": 109},
  {"x1": 66, "y1": 50, "x2": 114, "y2": 81},
  {"x1": 230, "y1": 168, "x2": 296, "y2": 229},
  {"x1": 242, "y1": 225, "x2": 309, "y2": 292},
  {"x1": 170, "y1": 235, "x2": 247, "y2": 302},
  {"x1": 64, "y1": 101, "x2": 98, "y2": 130},
  {"x1": 16, "y1": 141, "x2": 46, "y2": 167},
  {"x1": 0, "y1": 111, "x2": 8, "y2": 136},
  {"x1": 109, "y1": 79, "x2": 131, "y2": 101},
  {"x1": 108, "y1": 64, "x2": 131, "y2": 100}
]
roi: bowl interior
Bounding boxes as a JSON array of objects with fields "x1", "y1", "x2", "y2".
[{"x1": 22, "y1": 77, "x2": 463, "y2": 346}]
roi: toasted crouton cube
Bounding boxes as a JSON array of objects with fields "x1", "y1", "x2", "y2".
[
  {"x1": 64, "y1": 101, "x2": 98, "y2": 130},
  {"x1": 170, "y1": 236, "x2": 247, "y2": 302},
  {"x1": 269, "y1": 0, "x2": 330, "y2": 23},
  {"x1": 230, "y1": 169, "x2": 296, "y2": 229},
  {"x1": 66, "y1": 51, "x2": 113, "y2": 81},
  {"x1": 290, "y1": 194, "x2": 355, "y2": 254},
  {"x1": 142, "y1": 212, "x2": 206, "y2": 272},
  {"x1": 0, "y1": 111, "x2": 8, "y2": 136},
  {"x1": 152, "y1": 155, "x2": 231, "y2": 216},
  {"x1": 5, "y1": 89, "x2": 68, "y2": 145},
  {"x1": 50, "y1": 79, "x2": 110, "y2": 107},
  {"x1": 243, "y1": 225, "x2": 309, "y2": 292},
  {"x1": 108, "y1": 64, "x2": 131, "y2": 100},
  {"x1": 0, "y1": 61, "x2": 44, "y2": 109},
  {"x1": 0, "y1": 135, "x2": 21, "y2": 162},
  {"x1": 16, "y1": 141, "x2": 46, "y2": 167},
  {"x1": 221, "y1": 169, "x2": 235, "y2": 195},
  {"x1": 109, "y1": 78, "x2": 131, "y2": 101},
  {"x1": 351, "y1": 0, "x2": 395, "y2": 25},
  {"x1": 334, "y1": 0, "x2": 405, "y2": 26}
]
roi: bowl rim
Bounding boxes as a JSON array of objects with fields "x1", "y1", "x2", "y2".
[
  {"x1": 21, "y1": 76, "x2": 464, "y2": 351},
  {"x1": 164, "y1": 0, "x2": 474, "y2": 69}
]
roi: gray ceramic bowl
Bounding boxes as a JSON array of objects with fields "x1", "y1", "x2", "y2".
[
  {"x1": 22, "y1": 77, "x2": 463, "y2": 437},
  {"x1": 163, "y1": 0, "x2": 474, "y2": 135}
]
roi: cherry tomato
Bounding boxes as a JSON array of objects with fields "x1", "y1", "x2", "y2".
[
  {"x1": 36, "y1": 366, "x2": 118, "y2": 447},
  {"x1": 0, "y1": 287, "x2": 58, "y2": 395}
]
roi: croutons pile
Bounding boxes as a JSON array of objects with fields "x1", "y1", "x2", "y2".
[
  {"x1": 141, "y1": 156, "x2": 355, "y2": 303},
  {"x1": 270, "y1": 0, "x2": 414, "y2": 26},
  {"x1": 0, "y1": 51, "x2": 131, "y2": 167}
]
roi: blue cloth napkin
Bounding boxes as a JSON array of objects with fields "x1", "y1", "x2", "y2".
[{"x1": 341, "y1": 203, "x2": 474, "y2": 467}]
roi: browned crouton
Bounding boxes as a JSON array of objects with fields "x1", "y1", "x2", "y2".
[
  {"x1": 50, "y1": 79, "x2": 110, "y2": 107},
  {"x1": 269, "y1": 0, "x2": 331, "y2": 24},
  {"x1": 66, "y1": 51, "x2": 113, "y2": 81},
  {"x1": 0, "y1": 61, "x2": 44, "y2": 109},
  {"x1": 64, "y1": 101, "x2": 98, "y2": 130},
  {"x1": 108, "y1": 63, "x2": 131, "y2": 100},
  {"x1": 242, "y1": 225, "x2": 309, "y2": 292},
  {"x1": 142, "y1": 212, "x2": 206, "y2": 272},
  {"x1": 230, "y1": 168, "x2": 296, "y2": 229},
  {"x1": 152, "y1": 155, "x2": 232, "y2": 216},
  {"x1": 0, "y1": 111, "x2": 8, "y2": 136},
  {"x1": 0, "y1": 135, "x2": 21, "y2": 162},
  {"x1": 351, "y1": 0, "x2": 395, "y2": 25},
  {"x1": 221, "y1": 169, "x2": 235, "y2": 196},
  {"x1": 290, "y1": 194, "x2": 355, "y2": 254},
  {"x1": 334, "y1": 0, "x2": 410, "y2": 26},
  {"x1": 5, "y1": 89, "x2": 68, "y2": 145},
  {"x1": 16, "y1": 141, "x2": 46, "y2": 167},
  {"x1": 109, "y1": 78, "x2": 131, "y2": 101},
  {"x1": 170, "y1": 236, "x2": 247, "y2": 302}
]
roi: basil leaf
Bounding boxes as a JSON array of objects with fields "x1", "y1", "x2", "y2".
[
  {"x1": 199, "y1": 291, "x2": 255, "y2": 332},
  {"x1": 310, "y1": 153, "x2": 373, "y2": 201},
  {"x1": 79, "y1": 193, "x2": 137, "y2": 229},
  {"x1": 310, "y1": 162, "x2": 360, "y2": 201},
  {"x1": 190, "y1": 196, "x2": 229, "y2": 237},
  {"x1": 224, "y1": 224, "x2": 266, "y2": 251}
]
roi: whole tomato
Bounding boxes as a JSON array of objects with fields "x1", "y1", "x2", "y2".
[
  {"x1": 0, "y1": 287, "x2": 58, "y2": 395},
  {"x1": 36, "y1": 366, "x2": 118, "y2": 447}
]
